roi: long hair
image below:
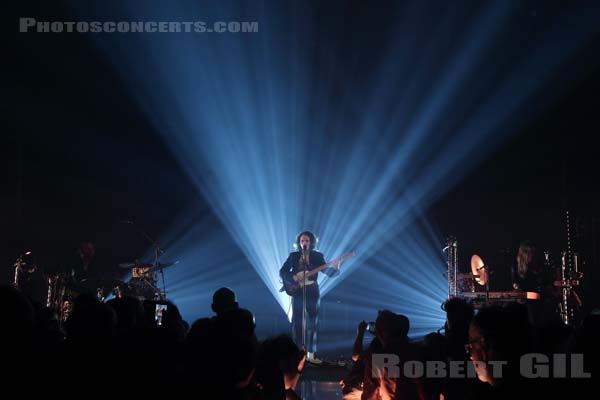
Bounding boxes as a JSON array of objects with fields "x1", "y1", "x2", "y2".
[
  {"x1": 295, "y1": 231, "x2": 318, "y2": 251},
  {"x1": 516, "y1": 241, "x2": 539, "y2": 277}
]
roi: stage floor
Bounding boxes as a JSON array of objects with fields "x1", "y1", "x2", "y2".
[{"x1": 297, "y1": 362, "x2": 351, "y2": 399}]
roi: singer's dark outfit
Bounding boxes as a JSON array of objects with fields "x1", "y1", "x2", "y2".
[{"x1": 280, "y1": 250, "x2": 338, "y2": 353}]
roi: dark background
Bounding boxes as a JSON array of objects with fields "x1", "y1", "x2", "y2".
[{"x1": 3, "y1": 1, "x2": 600, "y2": 309}]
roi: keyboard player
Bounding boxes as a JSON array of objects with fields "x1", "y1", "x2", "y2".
[{"x1": 511, "y1": 241, "x2": 544, "y2": 293}]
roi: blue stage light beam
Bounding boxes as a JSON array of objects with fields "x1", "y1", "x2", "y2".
[
  {"x1": 322, "y1": 213, "x2": 449, "y2": 340},
  {"x1": 136, "y1": 210, "x2": 282, "y2": 326},
  {"x1": 71, "y1": 0, "x2": 600, "y2": 325}
]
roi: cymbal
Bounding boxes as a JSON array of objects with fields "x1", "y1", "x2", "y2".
[
  {"x1": 154, "y1": 261, "x2": 178, "y2": 269},
  {"x1": 471, "y1": 254, "x2": 488, "y2": 286},
  {"x1": 145, "y1": 261, "x2": 179, "y2": 272},
  {"x1": 118, "y1": 262, "x2": 152, "y2": 269}
]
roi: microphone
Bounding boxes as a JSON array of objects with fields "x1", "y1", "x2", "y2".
[
  {"x1": 302, "y1": 243, "x2": 309, "y2": 257},
  {"x1": 301, "y1": 244, "x2": 309, "y2": 265}
]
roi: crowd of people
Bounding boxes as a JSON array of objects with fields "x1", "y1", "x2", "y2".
[
  {"x1": 3, "y1": 282, "x2": 598, "y2": 399},
  {"x1": 342, "y1": 298, "x2": 599, "y2": 400}
]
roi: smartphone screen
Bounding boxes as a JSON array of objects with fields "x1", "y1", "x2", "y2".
[
  {"x1": 155, "y1": 303, "x2": 168, "y2": 326},
  {"x1": 366, "y1": 322, "x2": 376, "y2": 334}
]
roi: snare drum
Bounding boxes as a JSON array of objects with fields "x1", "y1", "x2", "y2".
[{"x1": 127, "y1": 279, "x2": 158, "y2": 300}]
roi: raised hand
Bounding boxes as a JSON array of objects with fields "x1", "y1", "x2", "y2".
[{"x1": 357, "y1": 320, "x2": 367, "y2": 335}]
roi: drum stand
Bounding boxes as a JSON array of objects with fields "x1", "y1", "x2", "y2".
[
  {"x1": 479, "y1": 265, "x2": 491, "y2": 303},
  {"x1": 132, "y1": 221, "x2": 168, "y2": 300}
]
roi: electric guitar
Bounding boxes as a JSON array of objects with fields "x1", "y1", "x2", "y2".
[{"x1": 280, "y1": 251, "x2": 356, "y2": 296}]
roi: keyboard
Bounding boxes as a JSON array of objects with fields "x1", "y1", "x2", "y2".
[{"x1": 462, "y1": 291, "x2": 540, "y2": 301}]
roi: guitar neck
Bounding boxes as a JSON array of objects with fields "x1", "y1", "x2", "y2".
[
  {"x1": 304, "y1": 252, "x2": 355, "y2": 277},
  {"x1": 304, "y1": 261, "x2": 335, "y2": 278}
]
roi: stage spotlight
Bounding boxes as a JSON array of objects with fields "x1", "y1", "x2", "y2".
[{"x1": 70, "y1": 0, "x2": 600, "y2": 335}]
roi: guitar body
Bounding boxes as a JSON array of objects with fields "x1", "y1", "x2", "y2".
[
  {"x1": 279, "y1": 251, "x2": 356, "y2": 296},
  {"x1": 281, "y1": 271, "x2": 316, "y2": 296}
]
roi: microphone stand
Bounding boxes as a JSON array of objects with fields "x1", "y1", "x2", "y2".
[
  {"x1": 478, "y1": 265, "x2": 490, "y2": 303},
  {"x1": 485, "y1": 271, "x2": 490, "y2": 303},
  {"x1": 154, "y1": 242, "x2": 166, "y2": 301},
  {"x1": 302, "y1": 247, "x2": 308, "y2": 353}
]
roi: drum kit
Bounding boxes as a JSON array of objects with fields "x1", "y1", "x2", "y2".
[
  {"x1": 117, "y1": 260, "x2": 178, "y2": 301},
  {"x1": 12, "y1": 220, "x2": 180, "y2": 321},
  {"x1": 13, "y1": 252, "x2": 178, "y2": 322}
]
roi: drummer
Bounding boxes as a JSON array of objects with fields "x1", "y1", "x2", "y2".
[{"x1": 67, "y1": 241, "x2": 109, "y2": 295}]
